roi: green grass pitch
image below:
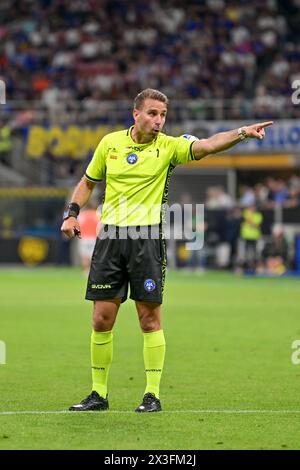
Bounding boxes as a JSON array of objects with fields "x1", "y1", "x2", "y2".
[{"x1": 1, "y1": 267, "x2": 300, "y2": 449}]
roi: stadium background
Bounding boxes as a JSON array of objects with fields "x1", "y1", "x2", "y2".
[
  {"x1": 1, "y1": 0, "x2": 300, "y2": 451},
  {"x1": 0, "y1": 0, "x2": 300, "y2": 271}
]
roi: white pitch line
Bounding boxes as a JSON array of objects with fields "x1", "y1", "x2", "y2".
[{"x1": 1, "y1": 409, "x2": 300, "y2": 416}]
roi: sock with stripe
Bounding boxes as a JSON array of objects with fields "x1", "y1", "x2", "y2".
[
  {"x1": 91, "y1": 330, "x2": 113, "y2": 398},
  {"x1": 143, "y1": 329, "x2": 166, "y2": 399}
]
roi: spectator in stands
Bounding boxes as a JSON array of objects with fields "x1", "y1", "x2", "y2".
[
  {"x1": 259, "y1": 224, "x2": 289, "y2": 275},
  {"x1": 225, "y1": 206, "x2": 242, "y2": 269},
  {"x1": 254, "y1": 182, "x2": 269, "y2": 207},
  {"x1": 0, "y1": 0, "x2": 298, "y2": 119},
  {"x1": 205, "y1": 186, "x2": 234, "y2": 210},
  {"x1": 265, "y1": 177, "x2": 290, "y2": 207},
  {"x1": 289, "y1": 175, "x2": 300, "y2": 192},
  {"x1": 0, "y1": 118, "x2": 12, "y2": 166},
  {"x1": 239, "y1": 204, "x2": 263, "y2": 271},
  {"x1": 239, "y1": 185, "x2": 256, "y2": 208},
  {"x1": 287, "y1": 187, "x2": 300, "y2": 207},
  {"x1": 186, "y1": 216, "x2": 208, "y2": 273},
  {"x1": 285, "y1": 175, "x2": 300, "y2": 208}
]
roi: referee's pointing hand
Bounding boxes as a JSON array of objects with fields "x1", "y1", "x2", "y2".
[{"x1": 244, "y1": 121, "x2": 274, "y2": 140}]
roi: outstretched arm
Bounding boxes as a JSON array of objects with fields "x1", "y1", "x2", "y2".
[
  {"x1": 192, "y1": 121, "x2": 273, "y2": 160},
  {"x1": 61, "y1": 176, "x2": 97, "y2": 239}
]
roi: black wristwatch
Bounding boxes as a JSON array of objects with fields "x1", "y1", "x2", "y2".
[{"x1": 63, "y1": 203, "x2": 80, "y2": 221}]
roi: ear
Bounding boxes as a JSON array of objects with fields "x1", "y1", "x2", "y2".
[{"x1": 133, "y1": 108, "x2": 139, "y2": 121}]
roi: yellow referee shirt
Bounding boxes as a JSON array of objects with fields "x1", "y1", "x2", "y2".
[{"x1": 85, "y1": 127, "x2": 195, "y2": 226}]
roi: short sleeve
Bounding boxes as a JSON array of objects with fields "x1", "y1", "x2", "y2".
[
  {"x1": 85, "y1": 136, "x2": 108, "y2": 182},
  {"x1": 171, "y1": 136, "x2": 196, "y2": 166}
]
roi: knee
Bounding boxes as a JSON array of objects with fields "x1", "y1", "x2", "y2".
[
  {"x1": 138, "y1": 305, "x2": 161, "y2": 332},
  {"x1": 93, "y1": 308, "x2": 113, "y2": 331},
  {"x1": 140, "y1": 317, "x2": 159, "y2": 332},
  {"x1": 92, "y1": 300, "x2": 120, "y2": 331}
]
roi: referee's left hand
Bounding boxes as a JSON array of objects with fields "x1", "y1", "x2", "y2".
[
  {"x1": 61, "y1": 217, "x2": 82, "y2": 239},
  {"x1": 245, "y1": 121, "x2": 273, "y2": 140}
]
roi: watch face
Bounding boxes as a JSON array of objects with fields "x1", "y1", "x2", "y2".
[{"x1": 63, "y1": 210, "x2": 70, "y2": 219}]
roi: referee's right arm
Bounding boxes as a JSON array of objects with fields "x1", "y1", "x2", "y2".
[{"x1": 61, "y1": 176, "x2": 97, "y2": 239}]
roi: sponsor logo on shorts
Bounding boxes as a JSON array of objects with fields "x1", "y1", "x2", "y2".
[
  {"x1": 144, "y1": 279, "x2": 156, "y2": 292},
  {"x1": 92, "y1": 284, "x2": 112, "y2": 289},
  {"x1": 126, "y1": 153, "x2": 138, "y2": 164}
]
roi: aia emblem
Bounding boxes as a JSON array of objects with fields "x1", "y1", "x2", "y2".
[
  {"x1": 126, "y1": 153, "x2": 138, "y2": 164},
  {"x1": 144, "y1": 279, "x2": 156, "y2": 292}
]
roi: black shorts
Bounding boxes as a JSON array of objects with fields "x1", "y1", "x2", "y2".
[{"x1": 85, "y1": 225, "x2": 167, "y2": 304}]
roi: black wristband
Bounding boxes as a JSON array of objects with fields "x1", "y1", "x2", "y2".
[
  {"x1": 68, "y1": 203, "x2": 80, "y2": 216},
  {"x1": 63, "y1": 202, "x2": 80, "y2": 220}
]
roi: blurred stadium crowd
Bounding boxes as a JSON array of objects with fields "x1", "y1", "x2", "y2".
[
  {"x1": 0, "y1": 0, "x2": 300, "y2": 119},
  {"x1": 0, "y1": 0, "x2": 300, "y2": 274},
  {"x1": 206, "y1": 175, "x2": 300, "y2": 210}
]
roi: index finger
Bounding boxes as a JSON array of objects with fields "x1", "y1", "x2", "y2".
[
  {"x1": 74, "y1": 228, "x2": 81, "y2": 238},
  {"x1": 256, "y1": 121, "x2": 274, "y2": 129}
]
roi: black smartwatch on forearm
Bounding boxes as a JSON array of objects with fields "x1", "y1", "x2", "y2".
[{"x1": 63, "y1": 203, "x2": 80, "y2": 221}]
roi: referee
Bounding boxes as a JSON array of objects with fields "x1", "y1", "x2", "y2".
[{"x1": 61, "y1": 88, "x2": 272, "y2": 412}]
